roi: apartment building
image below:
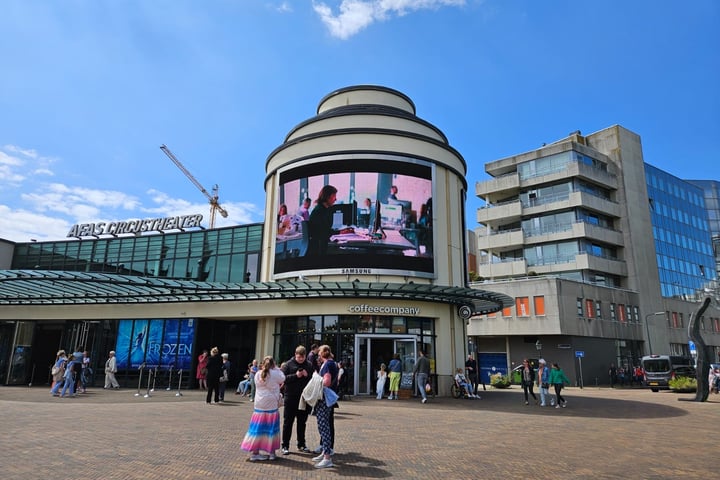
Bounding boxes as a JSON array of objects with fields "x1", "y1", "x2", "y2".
[{"x1": 470, "y1": 125, "x2": 719, "y2": 386}]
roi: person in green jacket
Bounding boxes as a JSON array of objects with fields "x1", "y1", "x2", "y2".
[{"x1": 549, "y1": 363, "x2": 571, "y2": 408}]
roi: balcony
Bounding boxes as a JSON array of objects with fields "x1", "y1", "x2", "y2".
[
  {"x1": 476, "y1": 258, "x2": 527, "y2": 279},
  {"x1": 476, "y1": 200, "x2": 522, "y2": 226},
  {"x1": 476, "y1": 228, "x2": 524, "y2": 252},
  {"x1": 476, "y1": 172, "x2": 520, "y2": 199}
]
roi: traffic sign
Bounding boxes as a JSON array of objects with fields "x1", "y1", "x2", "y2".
[{"x1": 575, "y1": 351, "x2": 585, "y2": 358}]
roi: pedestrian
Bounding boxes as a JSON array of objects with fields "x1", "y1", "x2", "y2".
[
  {"x1": 465, "y1": 354, "x2": 478, "y2": 395},
  {"x1": 50, "y1": 350, "x2": 67, "y2": 396},
  {"x1": 537, "y1": 358, "x2": 550, "y2": 406},
  {"x1": 312, "y1": 345, "x2": 339, "y2": 469},
  {"x1": 413, "y1": 349, "x2": 430, "y2": 404},
  {"x1": 307, "y1": 344, "x2": 320, "y2": 373},
  {"x1": 280, "y1": 345, "x2": 313, "y2": 455},
  {"x1": 218, "y1": 353, "x2": 230, "y2": 402},
  {"x1": 549, "y1": 362, "x2": 571, "y2": 408},
  {"x1": 205, "y1": 347, "x2": 223, "y2": 404},
  {"x1": 520, "y1": 358, "x2": 537, "y2": 405},
  {"x1": 609, "y1": 363, "x2": 618, "y2": 388},
  {"x1": 71, "y1": 346, "x2": 85, "y2": 393},
  {"x1": 248, "y1": 359, "x2": 259, "y2": 401},
  {"x1": 80, "y1": 350, "x2": 92, "y2": 393},
  {"x1": 240, "y1": 355, "x2": 284, "y2": 461},
  {"x1": 387, "y1": 353, "x2": 402, "y2": 400},
  {"x1": 455, "y1": 368, "x2": 478, "y2": 398},
  {"x1": 104, "y1": 350, "x2": 120, "y2": 389},
  {"x1": 59, "y1": 353, "x2": 77, "y2": 397},
  {"x1": 376, "y1": 363, "x2": 387, "y2": 399},
  {"x1": 196, "y1": 349, "x2": 209, "y2": 390}
]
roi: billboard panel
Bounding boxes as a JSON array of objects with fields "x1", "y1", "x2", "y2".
[{"x1": 274, "y1": 158, "x2": 434, "y2": 278}]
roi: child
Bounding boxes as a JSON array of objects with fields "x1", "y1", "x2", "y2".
[{"x1": 376, "y1": 363, "x2": 387, "y2": 399}]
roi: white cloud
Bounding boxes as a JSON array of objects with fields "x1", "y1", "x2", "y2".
[
  {"x1": 276, "y1": 1, "x2": 293, "y2": 13},
  {"x1": 312, "y1": 0, "x2": 465, "y2": 39}
]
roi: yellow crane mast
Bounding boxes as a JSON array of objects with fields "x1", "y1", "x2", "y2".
[{"x1": 160, "y1": 144, "x2": 228, "y2": 229}]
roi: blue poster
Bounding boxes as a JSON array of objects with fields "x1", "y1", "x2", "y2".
[
  {"x1": 115, "y1": 320, "x2": 134, "y2": 369},
  {"x1": 177, "y1": 319, "x2": 195, "y2": 371},
  {"x1": 130, "y1": 319, "x2": 148, "y2": 368},
  {"x1": 161, "y1": 319, "x2": 180, "y2": 368},
  {"x1": 144, "y1": 319, "x2": 164, "y2": 368}
]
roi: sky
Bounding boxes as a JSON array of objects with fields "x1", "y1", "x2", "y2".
[{"x1": 1, "y1": 0, "x2": 718, "y2": 243}]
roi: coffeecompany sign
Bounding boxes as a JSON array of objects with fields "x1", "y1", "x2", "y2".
[
  {"x1": 67, "y1": 214, "x2": 204, "y2": 238},
  {"x1": 348, "y1": 304, "x2": 421, "y2": 316}
]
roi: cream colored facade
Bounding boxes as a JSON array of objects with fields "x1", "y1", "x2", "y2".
[{"x1": 471, "y1": 126, "x2": 719, "y2": 385}]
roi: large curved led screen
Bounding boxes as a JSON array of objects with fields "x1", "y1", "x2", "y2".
[{"x1": 274, "y1": 159, "x2": 434, "y2": 277}]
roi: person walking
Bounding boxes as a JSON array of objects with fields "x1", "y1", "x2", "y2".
[
  {"x1": 280, "y1": 345, "x2": 313, "y2": 455},
  {"x1": 240, "y1": 356, "x2": 285, "y2": 461},
  {"x1": 312, "y1": 345, "x2": 339, "y2": 469},
  {"x1": 609, "y1": 363, "x2": 618, "y2": 388},
  {"x1": 205, "y1": 347, "x2": 223, "y2": 404},
  {"x1": 376, "y1": 363, "x2": 387, "y2": 399},
  {"x1": 248, "y1": 359, "x2": 259, "y2": 401},
  {"x1": 218, "y1": 353, "x2": 230, "y2": 402},
  {"x1": 537, "y1": 358, "x2": 550, "y2": 406},
  {"x1": 413, "y1": 349, "x2": 430, "y2": 404},
  {"x1": 465, "y1": 354, "x2": 478, "y2": 395},
  {"x1": 103, "y1": 350, "x2": 120, "y2": 389},
  {"x1": 520, "y1": 358, "x2": 537, "y2": 405},
  {"x1": 59, "y1": 353, "x2": 77, "y2": 397},
  {"x1": 50, "y1": 350, "x2": 67, "y2": 396},
  {"x1": 549, "y1": 362, "x2": 571, "y2": 408},
  {"x1": 387, "y1": 353, "x2": 402, "y2": 400}
]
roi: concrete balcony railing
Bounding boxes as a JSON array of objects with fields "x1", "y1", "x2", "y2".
[
  {"x1": 476, "y1": 200, "x2": 522, "y2": 226},
  {"x1": 476, "y1": 258, "x2": 527, "y2": 278},
  {"x1": 476, "y1": 228, "x2": 524, "y2": 252},
  {"x1": 475, "y1": 172, "x2": 520, "y2": 199}
]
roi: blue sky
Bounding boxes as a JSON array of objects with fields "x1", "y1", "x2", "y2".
[{"x1": 1, "y1": 0, "x2": 718, "y2": 242}]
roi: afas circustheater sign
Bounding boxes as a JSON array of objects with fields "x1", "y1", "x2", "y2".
[{"x1": 67, "y1": 214, "x2": 204, "y2": 238}]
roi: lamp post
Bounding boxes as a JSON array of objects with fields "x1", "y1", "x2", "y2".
[
  {"x1": 535, "y1": 339, "x2": 543, "y2": 359},
  {"x1": 644, "y1": 311, "x2": 664, "y2": 355}
]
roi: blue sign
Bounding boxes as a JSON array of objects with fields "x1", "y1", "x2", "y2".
[
  {"x1": 689, "y1": 340, "x2": 696, "y2": 353},
  {"x1": 575, "y1": 351, "x2": 585, "y2": 358}
]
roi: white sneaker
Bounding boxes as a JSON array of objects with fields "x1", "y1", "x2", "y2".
[
  {"x1": 312, "y1": 453, "x2": 325, "y2": 462},
  {"x1": 249, "y1": 454, "x2": 268, "y2": 461},
  {"x1": 421, "y1": 398, "x2": 427, "y2": 404},
  {"x1": 315, "y1": 458, "x2": 333, "y2": 469}
]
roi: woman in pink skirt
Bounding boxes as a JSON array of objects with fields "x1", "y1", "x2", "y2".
[{"x1": 240, "y1": 355, "x2": 285, "y2": 461}]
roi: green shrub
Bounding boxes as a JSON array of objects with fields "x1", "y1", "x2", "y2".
[
  {"x1": 490, "y1": 373, "x2": 511, "y2": 388},
  {"x1": 668, "y1": 376, "x2": 697, "y2": 392}
]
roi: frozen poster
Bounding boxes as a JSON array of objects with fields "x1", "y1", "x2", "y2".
[
  {"x1": 114, "y1": 320, "x2": 134, "y2": 369},
  {"x1": 160, "y1": 319, "x2": 180, "y2": 368},
  {"x1": 177, "y1": 319, "x2": 195, "y2": 371},
  {"x1": 144, "y1": 319, "x2": 164, "y2": 368},
  {"x1": 130, "y1": 319, "x2": 149, "y2": 368}
]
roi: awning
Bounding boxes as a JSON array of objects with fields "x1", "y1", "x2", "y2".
[{"x1": 0, "y1": 270, "x2": 513, "y2": 315}]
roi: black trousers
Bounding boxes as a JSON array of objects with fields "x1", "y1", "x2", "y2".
[
  {"x1": 522, "y1": 381, "x2": 537, "y2": 402},
  {"x1": 282, "y1": 396, "x2": 310, "y2": 449}
]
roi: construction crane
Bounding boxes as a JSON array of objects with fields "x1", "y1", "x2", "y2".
[{"x1": 160, "y1": 144, "x2": 228, "y2": 229}]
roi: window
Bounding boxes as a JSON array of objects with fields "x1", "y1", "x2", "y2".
[
  {"x1": 678, "y1": 313, "x2": 684, "y2": 329},
  {"x1": 610, "y1": 303, "x2": 616, "y2": 321},
  {"x1": 502, "y1": 306, "x2": 513, "y2": 317},
  {"x1": 595, "y1": 301, "x2": 602, "y2": 318},
  {"x1": 618, "y1": 304, "x2": 626, "y2": 323},
  {"x1": 633, "y1": 306, "x2": 639, "y2": 323},
  {"x1": 671, "y1": 312, "x2": 679, "y2": 328},
  {"x1": 516, "y1": 297, "x2": 530, "y2": 317},
  {"x1": 585, "y1": 299, "x2": 595, "y2": 318},
  {"x1": 577, "y1": 298, "x2": 583, "y2": 316},
  {"x1": 533, "y1": 296, "x2": 546, "y2": 316}
]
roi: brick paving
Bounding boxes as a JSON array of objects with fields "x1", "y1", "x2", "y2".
[{"x1": 0, "y1": 384, "x2": 716, "y2": 479}]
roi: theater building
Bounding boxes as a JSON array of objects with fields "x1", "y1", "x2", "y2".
[{"x1": 0, "y1": 85, "x2": 512, "y2": 395}]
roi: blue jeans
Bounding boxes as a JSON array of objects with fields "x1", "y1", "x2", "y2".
[
  {"x1": 416, "y1": 373, "x2": 428, "y2": 400},
  {"x1": 539, "y1": 385, "x2": 549, "y2": 405}
]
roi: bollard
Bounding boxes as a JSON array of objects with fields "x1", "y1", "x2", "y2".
[
  {"x1": 144, "y1": 368, "x2": 153, "y2": 398},
  {"x1": 134, "y1": 363, "x2": 146, "y2": 397},
  {"x1": 150, "y1": 367, "x2": 158, "y2": 392},
  {"x1": 175, "y1": 369, "x2": 183, "y2": 397},
  {"x1": 166, "y1": 365, "x2": 174, "y2": 391}
]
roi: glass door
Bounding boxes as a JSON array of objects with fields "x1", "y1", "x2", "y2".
[{"x1": 354, "y1": 335, "x2": 417, "y2": 396}]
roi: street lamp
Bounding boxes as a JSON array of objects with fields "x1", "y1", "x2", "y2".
[
  {"x1": 644, "y1": 311, "x2": 664, "y2": 355},
  {"x1": 535, "y1": 339, "x2": 543, "y2": 359}
]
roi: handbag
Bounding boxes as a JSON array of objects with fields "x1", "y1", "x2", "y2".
[{"x1": 542, "y1": 382, "x2": 549, "y2": 389}]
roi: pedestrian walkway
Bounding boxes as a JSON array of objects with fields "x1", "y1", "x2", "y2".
[{"x1": 0, "y1": 385, "x2": 715, "y2": 479}]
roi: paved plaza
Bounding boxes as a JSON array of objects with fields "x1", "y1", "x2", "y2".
[{"x1": 0, "y1": 384, "x2": 716, "y2": 479}]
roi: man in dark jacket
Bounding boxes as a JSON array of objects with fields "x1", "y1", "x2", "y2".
[{"x1": 281, "y1": 345, "x2": 314, "y2": 455}]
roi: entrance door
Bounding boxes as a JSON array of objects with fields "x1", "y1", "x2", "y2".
[{"x1": 354, "y1": 335, "x2": 417, "y2": 396}]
